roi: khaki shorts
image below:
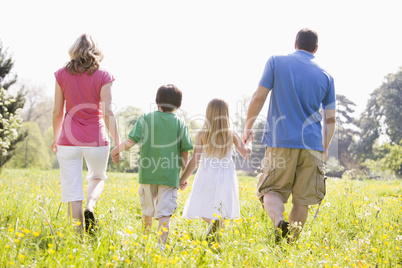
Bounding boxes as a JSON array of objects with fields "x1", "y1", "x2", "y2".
[
  {"x1": 256, "y1": 147, "x2": 326, "y2": 206},
  {"x1": 139, "y1": 184, "x2": 178, "y2": 219}
]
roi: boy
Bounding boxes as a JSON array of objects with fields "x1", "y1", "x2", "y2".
[{"x1": 112, "y1": 84, "x2": 193, "y2": 249}]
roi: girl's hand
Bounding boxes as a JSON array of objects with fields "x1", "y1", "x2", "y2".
[
  {"x1": 179, "y1": 180, "x2": 188, "y2": 190},
  {"x1": 51, "y1": 140, "x2": 58, "y2": 153}
]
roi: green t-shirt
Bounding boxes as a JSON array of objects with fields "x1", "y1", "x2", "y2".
[{"x1": 128, "y1": 111, "x2": 193, "y2": 188}]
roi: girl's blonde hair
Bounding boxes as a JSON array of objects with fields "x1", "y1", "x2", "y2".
[
  {"x1": 199, "y1": 98, "x2": 233, "y2": 158},
  {"x1": 65, "y1": 34, "x2": 104, "y2": 75}
]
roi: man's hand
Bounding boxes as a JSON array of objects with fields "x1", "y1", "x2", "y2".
[{"x1": 242, "y1": 128, "x2": 254, "y2": 145}]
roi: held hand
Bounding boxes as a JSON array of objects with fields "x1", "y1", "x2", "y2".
[
  {"x1": 51, "y1": 140, "x2": 58, "y2": 153},
  {"x1": 179, "y1": 180, "x2": 188, "y2": 190},
  {"x1": 111, "y1": 147, "x2": 122, "y2": 164},
  {"x1": 112, "y1": 154, "x2": 120, "y2": 164},
  {"x1": 242, "y1": 128, "x2": 254, "y2": 145}
]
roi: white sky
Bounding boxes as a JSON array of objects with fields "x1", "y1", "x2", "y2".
[{"x1": 1, "y1": 0, "x2": 402, "y2": 123}]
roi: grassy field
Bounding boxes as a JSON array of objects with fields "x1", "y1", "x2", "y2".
[{"x1": 0, "y1": 169, "x2": 401, "y2": 267}]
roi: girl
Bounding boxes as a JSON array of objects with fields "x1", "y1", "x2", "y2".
[{"x1": 179, "y1": 98, "x2": 252, "y2": 239}]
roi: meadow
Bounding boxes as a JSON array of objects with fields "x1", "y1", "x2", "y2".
[{"x1": 0, "y1": 169, "x2": 401, "y2": 267}]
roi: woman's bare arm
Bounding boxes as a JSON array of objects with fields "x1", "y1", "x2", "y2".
[{"x1": 52, "y1": 81, "x2": 65, "y2": 152}]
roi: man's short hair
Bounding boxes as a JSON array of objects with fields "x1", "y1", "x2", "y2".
[
  {"x1": 295, "y1": 28, "x2": 318, "y2": 53},
  {"x1": 155, "y1": 84, "x2": 182, "y2": 112}
]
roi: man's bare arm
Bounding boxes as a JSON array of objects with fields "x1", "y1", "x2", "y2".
[
  {"x1": 242, "y1": 85, "x2": 270, "y2": 143},
  {"x1": 322, "y1": 109, "x2": 336, "y2": 162}
]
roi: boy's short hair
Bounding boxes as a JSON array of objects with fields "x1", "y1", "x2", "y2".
[
  {"x1": 155, "y1": 84, "x2": 182, "y2": 112},
  {"x1": 295, "y1": 28, "x2": 318, "y2": 53}
]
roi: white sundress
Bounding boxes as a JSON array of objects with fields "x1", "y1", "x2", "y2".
[{"x1": 182, "y1": 148, "x2": 240, "y2": 220}]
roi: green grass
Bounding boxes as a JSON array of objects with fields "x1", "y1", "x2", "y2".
[{"x1": 0, "y1": 169, "x2": 401, "y2": 267}]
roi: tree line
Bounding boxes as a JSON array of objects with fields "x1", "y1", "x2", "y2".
[{"x1": 1, "y1": 40, "x2": 401, "y2": 178}]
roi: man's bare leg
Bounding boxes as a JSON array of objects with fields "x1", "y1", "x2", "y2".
[
  {"x1": 263, "y1": 192, "x2": 285, "y2": 227},
  {"x1": 288, "y1": 204, "x2": 308, "y2": 240}
]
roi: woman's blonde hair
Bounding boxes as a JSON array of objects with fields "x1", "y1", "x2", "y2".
[
  {"x1": 199, "y1": 98, "x2": 233, "y2": 158},
  {"x1": 65, "y1": 34, "x2": 104, "y2": 75}
]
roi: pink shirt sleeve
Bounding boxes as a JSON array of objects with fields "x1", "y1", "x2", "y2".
[
  {"x1": 54, "y1": 68, "x2": 66, "y2": 90},
  {"x1": 101, "y1": 70, "x2": 115, "y2": 86}
]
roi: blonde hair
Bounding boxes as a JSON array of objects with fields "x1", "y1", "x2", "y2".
[
  {"x1": 65, "y1": 34, "x2": 104, "y2": 75},
  {"x1": 199, "y1": 98, "x2": 233, "y2": 158}
]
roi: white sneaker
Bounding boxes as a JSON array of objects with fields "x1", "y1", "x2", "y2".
[{"x1": 158, "y1": 244, "x2": 166, "y2": 251}]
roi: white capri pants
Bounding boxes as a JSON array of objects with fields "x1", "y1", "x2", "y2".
[{"x1": 57, "y1": 145, "x2": 110, "y2": 203}]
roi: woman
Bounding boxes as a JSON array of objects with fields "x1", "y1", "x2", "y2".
[{"x1": 52, "y1": 34, "x2": 120, "y2": 235}]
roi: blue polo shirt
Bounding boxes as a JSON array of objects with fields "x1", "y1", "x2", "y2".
[{"x1": 259, "y1": 50, "x2": 335, "y2": 151}]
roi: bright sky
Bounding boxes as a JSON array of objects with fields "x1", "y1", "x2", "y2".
[{"x1": 1, "y1": 0, "x2": 402, "y2": 123}]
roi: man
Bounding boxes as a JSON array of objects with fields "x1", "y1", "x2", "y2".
[{"x1": 242, "y1": 28, "x2": 336, "y2": 242}]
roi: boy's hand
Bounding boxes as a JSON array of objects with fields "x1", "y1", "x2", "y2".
[
  {"x1": 179, "y1": 180, "x2": 188, "y2": 190},
  {"x1": 111, "y1": 147, "x2": 122, "y2": 164},
  {"x1": 112, "y1": 154, "x2": 121, "y2": 164}
]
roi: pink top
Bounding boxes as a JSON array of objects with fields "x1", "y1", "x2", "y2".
[{"x1": 55, "y1": 67, "x2": 115, "y2": 147}]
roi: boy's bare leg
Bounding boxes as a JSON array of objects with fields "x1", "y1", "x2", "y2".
[
  {"x1": 157, "y1": 216, "x2": 171, "y2": 245},
  {"x1": 68, "y1": 201, "x2": 84, "y2": 235},
  {"x1": 142, "y1": 214, "x2": 153, "y2": 232}
]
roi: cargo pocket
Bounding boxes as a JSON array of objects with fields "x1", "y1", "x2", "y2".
[
  {"x1": 257, "y1": 167, "x2": 276, "y2": 197},
  {"x1": 169, "y1": 190, "x2": 178, "y2": 213},
  {"x1": 316, "y1": 165, "x2": 326, "y2": 200},
  {"x1": 138, "y1": 186, "x2": 145, "y2": 208}
]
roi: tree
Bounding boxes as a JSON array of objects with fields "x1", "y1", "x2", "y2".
[
  {"x1": 327, "y1": 94, "x2": 360, "y2": 173},
  {"x1": 0, "y1": 40, "x2": 26, "y2": 169},
  {"x1": 363, "y1": 139, "x2": 402, "y2": 177},
  {"x1": 6, "y1": 122, "x2": 50, "y2": 169},
  {"x1": 44, "y1": 126, "x2": 58, "y2": 169},
  {"x1": 108, "y1": 106, "x2": 143, "y2": 172},
  {"x1": 22, "y1": 83, "x2": 53, "y2": 134},
  {"x1": 356, "y1": 67, "x2": 402, "y2": 160},
  {"x1": 233, "y1": 96, "x2": 266, "y2": 173}
]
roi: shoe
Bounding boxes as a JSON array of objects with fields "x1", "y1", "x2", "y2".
[
  {"x1": 275, "y1": 220, "x2": 289, "y2": 244},
  {"x1": 84, "y1": 210, "x2": 97, "y2": 235},
  {"x1": 158, "y1": 244, "x2": 166, "y2": 251}
]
